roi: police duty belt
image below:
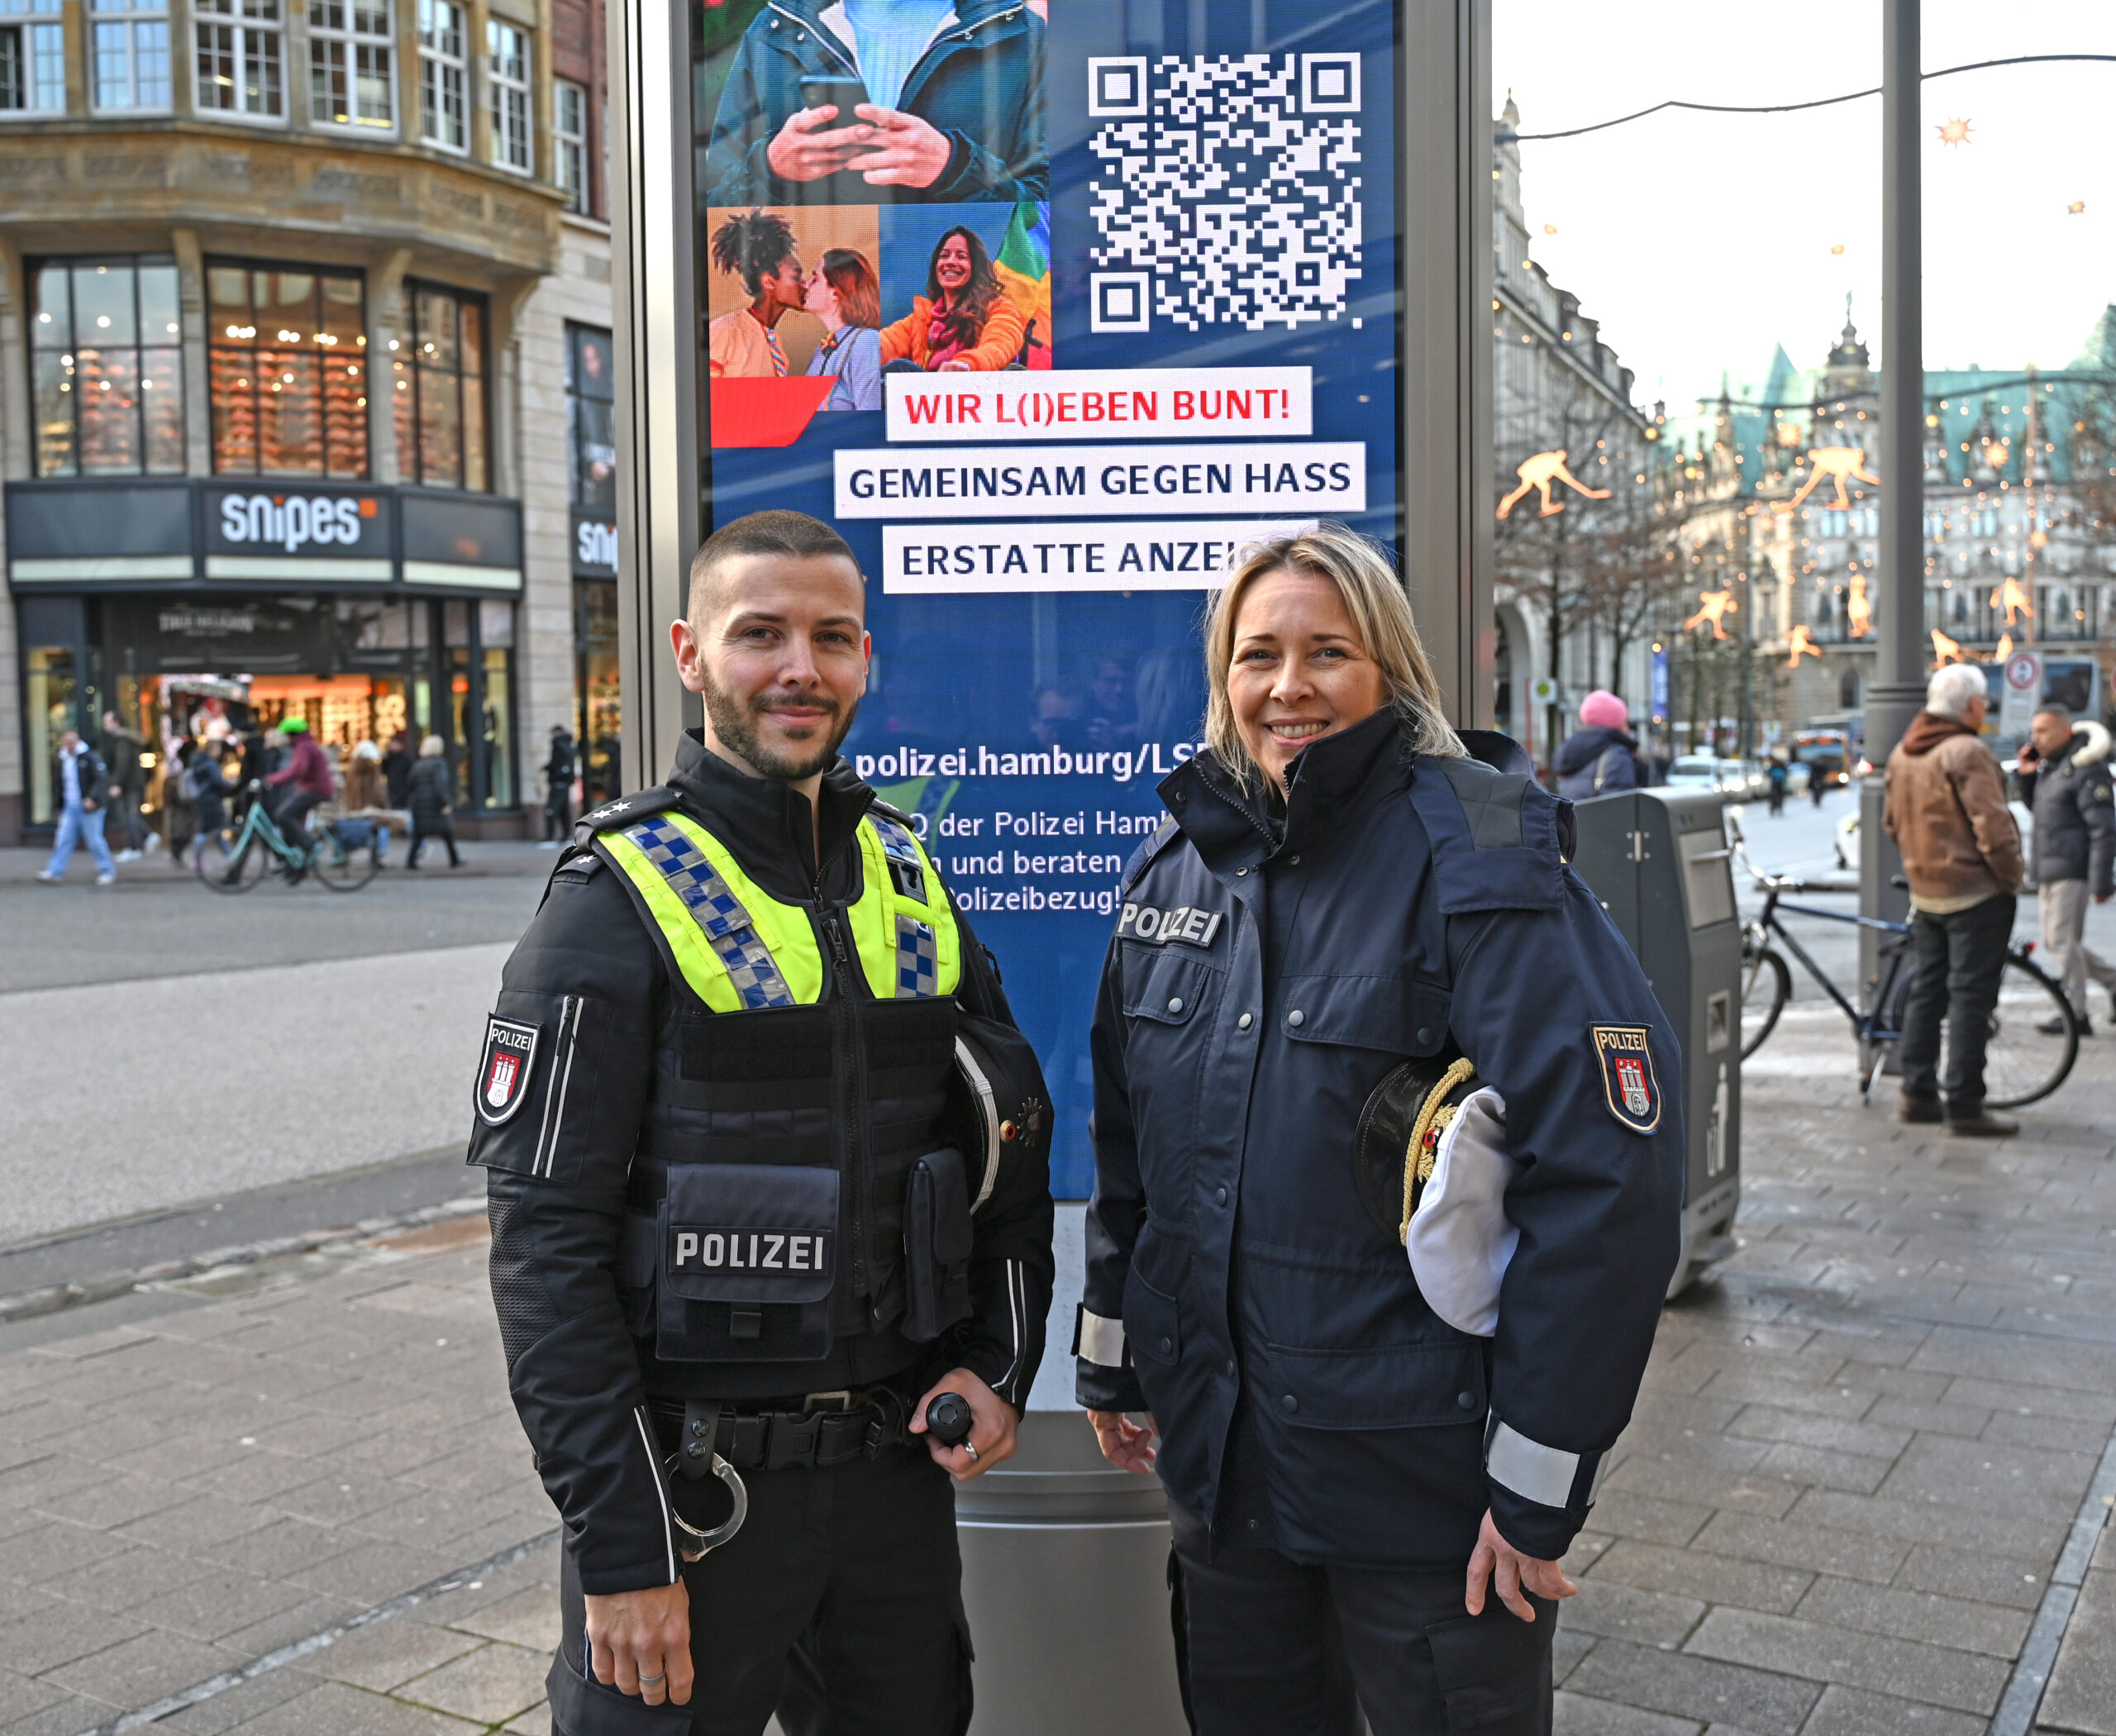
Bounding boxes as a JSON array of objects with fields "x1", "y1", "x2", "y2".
[{"x1": 1352, "y1": 1056, "x2": 1480, "y2": 1243}]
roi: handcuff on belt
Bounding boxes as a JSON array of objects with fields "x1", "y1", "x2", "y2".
[{"x1": 656, "y1": 1390, "x2": 979, "y2": 1562}]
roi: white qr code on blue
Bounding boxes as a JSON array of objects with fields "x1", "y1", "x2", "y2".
[{"x1": 1087, "y1": 54, "x2": 1362, "y2": 336}]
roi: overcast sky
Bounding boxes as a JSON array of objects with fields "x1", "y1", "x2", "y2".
[{"x1": 1492, "y1": 1, "x2": 2116, "y2": 412}]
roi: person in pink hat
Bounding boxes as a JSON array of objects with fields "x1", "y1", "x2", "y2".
[{"x1": 1555, "y1": 690, "x2": 1642, "y2": 800}]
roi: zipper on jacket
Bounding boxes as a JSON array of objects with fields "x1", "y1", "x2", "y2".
[{"x1": 818, "y1": 897, "x2": 874, "y2": 1305}]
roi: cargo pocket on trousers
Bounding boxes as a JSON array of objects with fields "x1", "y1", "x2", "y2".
[
  {"x1": 903, "y1": 1148, "x2": 974, "y2": 1342},
  {"x1": 1424, "y1": 1594, "x2": 1555, "y2": 1734},
  {"x1": 545, "y1": 1648, "x2": 693, "y2": 1736}
]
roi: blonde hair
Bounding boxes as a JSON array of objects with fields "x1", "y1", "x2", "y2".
[
  {"x1": 1203, "y1": 523, "x2": 1465, "y2": 785},
  {"x1": 418, "y1": 735, "x2": 446, "y2": 759}
]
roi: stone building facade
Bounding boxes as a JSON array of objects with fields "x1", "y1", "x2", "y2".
[{"x1": 0, "y1": 0, "x2": 612, "y2": 842}]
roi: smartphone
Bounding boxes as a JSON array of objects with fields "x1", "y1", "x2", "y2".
[{"x1": 798, "y1": 75, "x2": 871, "y2": 131}]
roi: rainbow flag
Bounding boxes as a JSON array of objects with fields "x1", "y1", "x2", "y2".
[{"x1": 994, "y1": 202, "x2": 1051, "y2": 369}]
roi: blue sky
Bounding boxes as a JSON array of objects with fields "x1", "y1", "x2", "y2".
[{"x1": 1494, "y1": 1, "x2": 2116, "y2": 413}]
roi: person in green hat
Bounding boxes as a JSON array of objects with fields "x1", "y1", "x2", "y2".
[{"x1": 264, "y1": 716, "x2": 335, "y2": 848}]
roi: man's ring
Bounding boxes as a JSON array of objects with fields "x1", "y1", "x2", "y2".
[
  {"x1": 963, "y1": 1441, "x2": 980, "y2": 1464},
  {"x1": 640, "y1": 1672, "x2": 665, "y2": 1688}
]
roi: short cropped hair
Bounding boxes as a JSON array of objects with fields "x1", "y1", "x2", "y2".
[
  {"x1": 2033, "y1": 703, "x2": 2074, "y2": 725},
  {"x1": 689, "y1": 511, "x2": 862, "y2": 625},
  {"x1": 1926, "y1": 663, "x2": 1989, "y2": 719},
  {"x1": 1202, "y1": 522, "x2": 1465, "y2": 785}
]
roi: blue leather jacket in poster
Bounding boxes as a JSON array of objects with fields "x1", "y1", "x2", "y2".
[{"x1": 1075, "y1": 710, "x2": 1684, "y2": 1566}]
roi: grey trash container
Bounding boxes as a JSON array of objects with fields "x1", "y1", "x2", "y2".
[
  {"x1": 1568, "y1": 787, "x2": 1742, "y2": 1292},
  {"x1": 956, "y1": 1204, "x2": 1189, "y2": 1735}
]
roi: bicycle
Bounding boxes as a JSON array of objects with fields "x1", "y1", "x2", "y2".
[
  {"x1": 195, "y1": 783, "x2": 379, "y2": 895},
  {"x1": 1729, "y1": 814, "x2": 2076, "y2": 1108}
]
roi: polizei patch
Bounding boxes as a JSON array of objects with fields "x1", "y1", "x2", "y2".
[
  {"x1": 669, "y1": 1227, "x2": 834, "y2": 1276},
  {"x1": 475, "y1": 1017, "x2": 540, "y2": 1127},
  {"x1": 1116, "y1": 901, "x2": 1223, "y2": 948},
  {"x1": 1591, "y1": 1025, "x2": 1661, "y2": 1133}
]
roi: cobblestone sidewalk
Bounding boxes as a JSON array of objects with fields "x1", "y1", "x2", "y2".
[
  {"x1": 1556, "y1": 1002, "x2": 2116, "y2": 1736},
  {"x1": 2, "y1": 1002, "x2": 2114, "y2": 1735}
]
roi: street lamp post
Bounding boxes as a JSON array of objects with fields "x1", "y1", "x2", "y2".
[{"x1": 1861, "y1": 0, "x2": 1927, "y2": 975}]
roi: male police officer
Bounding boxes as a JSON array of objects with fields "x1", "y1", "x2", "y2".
[{"x1": 471, "y1": 509, "x2": 1054, "y2": 1734}]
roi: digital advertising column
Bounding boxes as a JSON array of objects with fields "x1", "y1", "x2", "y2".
[{"x1": 693, "y1": 0, "x2": 1405, "y2": 1195}]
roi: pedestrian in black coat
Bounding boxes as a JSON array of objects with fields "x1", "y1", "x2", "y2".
[{"x1": 406, "y1": 736, "x2": 460, "y2": 868}]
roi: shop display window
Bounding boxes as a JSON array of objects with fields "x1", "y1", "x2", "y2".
[
  {"x1": 574, "y1": 577, "x2": 621, "y2": 805},
  {"x1": 566, "y1": 323, "x2": 616, "y2": 510},
  {"x1": 30, "y1": 256, "x2": 185, "y2": 477},
  {"x1": 209, "y1": 260, "x2": 369, "y2": 478},
  {"x1": 394, "y1": 279, "x2": 488, "y2": 490}
]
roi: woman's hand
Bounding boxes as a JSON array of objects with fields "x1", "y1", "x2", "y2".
[
  {"x1": 936, "y1": 358, "x2": 975, "y2": 372},
  {"x1": 1088, "y1": 1409, "x2": 1157, "y2": 1474},
  {"x1": 584, "y1": 1581, "x2": 692, "y2": 1705},
  {"x1": 1464, "y1": 1509, "x2": 1577, "y2": 1620},
  {"x1": 849, "y1": 106, "x2": 952, "y2": 188},
  {"x1": 910, "y1": 1369, "x2": 1018, "y2": 1479}
]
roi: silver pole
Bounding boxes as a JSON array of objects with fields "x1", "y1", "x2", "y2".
[
  {"x1": 1861, "y1": 0, "x2": 1923, "y2": 946},
  {"x1": 608, "y1": 0, "x2": 701, "y2": 792}
]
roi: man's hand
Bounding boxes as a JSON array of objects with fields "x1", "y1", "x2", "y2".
[
  {"x1": 1087, "y1": 1409, "x2": 1157, "y2": 1474},
  {"x1": 2018, "y1": 745, "x2": 2040, "y2": 774},
  {"x1": 765, "y1": 106, "x2": 875, "y2": 182},
  {"x1": 1464, "y1": 1509, "x2": 1577, "y2": 1621},
  {"x1": 584, "y1": 1580, "x2": 692, "y2": 1705},
  {"x1": 849, "y1": 106, "x2": 953, "y2": 188},
  {"x1": 910, "y1": 1368, "x2": 1017, "y2": 1478}
]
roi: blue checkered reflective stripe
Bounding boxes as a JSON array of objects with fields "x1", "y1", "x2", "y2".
[
  {"x1": 895, "y1": 913, "x2": 940, "y2": 998},
  {"x1": 622, "y1": 815, "x2": 796, "y2": 1009},
  {"x1": 870, "y1": 815, "x2": 927, "y2": 905}
]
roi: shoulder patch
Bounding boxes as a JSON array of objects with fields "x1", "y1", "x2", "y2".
[
  {"x1": 869, "y1": 796, "x2": 921, "y2": 832},
  {"x1": 1591, "y1": 1024, "x2": 1661, "y2": 1133},
  {"x1": 1118, "y1": 815, "x2": 1182, "y2": 898}
]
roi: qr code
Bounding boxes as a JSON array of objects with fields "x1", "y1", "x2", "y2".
[{"x1": 1087, "y1": 54, "x2": 1362, "y2": 335}]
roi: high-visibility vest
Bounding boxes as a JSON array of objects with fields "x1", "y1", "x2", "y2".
[{"x1": 598, "y1": 806, "x2": 961, "y2": 1014}]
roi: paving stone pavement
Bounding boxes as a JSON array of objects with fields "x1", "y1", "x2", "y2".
[{"x1": 2, "y1": 1001, "x2": 2114, "y2": 1734}]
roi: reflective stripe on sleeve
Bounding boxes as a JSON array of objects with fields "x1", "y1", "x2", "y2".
[
  {"x1": 1485, "y1": 1419, "x2": 1581, "y2": 1509},
  {"x1": 1075, "y1": 1306, "x2": 1127, "y2": 1368}
]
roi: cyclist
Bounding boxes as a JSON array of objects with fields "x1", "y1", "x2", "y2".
[{"x1": 264, "y1": 718, "x2": 334, "y2": 853}]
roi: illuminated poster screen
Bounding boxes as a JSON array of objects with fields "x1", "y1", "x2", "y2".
[{"x1": 694, "y1": 0, "x2": 1402, "y2": 1195}]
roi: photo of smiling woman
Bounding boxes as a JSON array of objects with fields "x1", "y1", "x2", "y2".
[
  {"x1": 803, "y1": 248, "x2": 883, "y2": 410},
  {"x1": 879, "y1": 224, "x2": 1025, "y2": 372},
  {"x1": 1075, "y1": 526, "x2": 1685, "y2": 1735}
]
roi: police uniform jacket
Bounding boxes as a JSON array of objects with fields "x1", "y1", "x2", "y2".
[
  {"x1": 1075, "y1": 709, "x2": 1683, "y2": 1566},
  {"x1": 474, "y1": 732, "x2": 1055, "y2": 1595}
]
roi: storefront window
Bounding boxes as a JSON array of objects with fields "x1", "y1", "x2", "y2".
[
  {"x1": 30, "y1": 256, "x2": 184, "y2": 477},
  {"x1": 208, "y1": 260, "x2": 369, "y2": 477},
  {"x1": 566, "y1": 322, "x2": 615, "y2": 509},
  {"x1": 21, "y1": 596, "x2": 88, "y2": 827},
  {"x1": 479, "y1": 599, "x2": 514, "y2": 808},
  {"x1": 393, "y1": 279, "x2": 488, "y2": 490},
  {"x1": 575, "y1": 577, "x2": 620, "y2": 805}
]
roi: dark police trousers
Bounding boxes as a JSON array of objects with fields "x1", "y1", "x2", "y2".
[
  {"x1": 1170, "y1": 1505, "x2": 1553, "y2": 1736},
  {"x1": 550, "y1": 1443, "x2": 970, "y2": 1736}
]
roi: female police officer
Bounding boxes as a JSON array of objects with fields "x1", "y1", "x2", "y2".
[{"x1": 1075, "y1": 526, "x2": 1683, "y2": 1735}]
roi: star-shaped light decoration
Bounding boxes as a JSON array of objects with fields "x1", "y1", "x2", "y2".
[
  {"x1": 1937, "y1": 117, "x2": 1974, "y2": 146},
  {"x1": 1542, "y1": 223, "x2": 1558, "y2": 236},
  {"x1": 1830, "y1": 243, "x2": 1847, "y2": 255},
  {"x1": 2069, "y1": 201, "x2": 2086, "y2": 215}
]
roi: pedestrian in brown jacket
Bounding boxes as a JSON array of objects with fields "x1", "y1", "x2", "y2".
[{"x1": 1882, "y1": 663, "x2": 2026, "y2": 1135}]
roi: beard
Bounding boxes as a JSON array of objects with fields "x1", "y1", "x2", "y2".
[{"x1": 700, "y1": 671, "x2": 859, "y2": 785}]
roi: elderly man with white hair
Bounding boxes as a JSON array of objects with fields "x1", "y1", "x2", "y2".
[{"x1": 1881, "y1": 663, "x2": 2027, "y2": 1135}]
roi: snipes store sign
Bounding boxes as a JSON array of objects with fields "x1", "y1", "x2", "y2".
[{"x1": 205, "y1": 484, "x2": 390, "y2": 576}]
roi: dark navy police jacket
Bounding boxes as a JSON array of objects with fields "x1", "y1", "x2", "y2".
[{"x1": 1075, "y1": 711, "x2": 1683, "y2": 1566}]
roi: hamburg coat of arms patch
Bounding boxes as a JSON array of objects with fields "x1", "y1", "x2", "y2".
[
  {"x1": 476, "y1": 1016, "x2": 540, "y2": 1127},
  {"x1": 1590, "y1": 1024, "x2": 1661, "y2": 1133}
]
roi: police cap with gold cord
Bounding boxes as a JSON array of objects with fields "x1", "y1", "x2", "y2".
[
  {"x1": 471, "y1": 510, "x2": 1054, "y2": 1735},
  {"x1": 1075, "y1": 526, "x2": 1683, "y2": 1736}
]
